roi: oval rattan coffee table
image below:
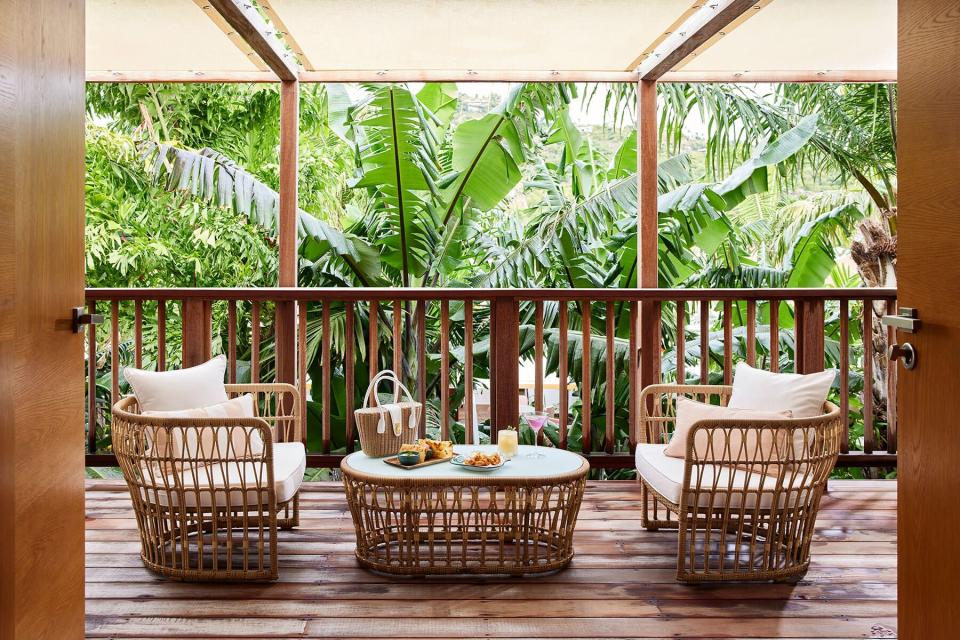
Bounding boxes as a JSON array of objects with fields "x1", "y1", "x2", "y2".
[{"x1": 341, "y1": 445, "x2": 589, "y2": 576}]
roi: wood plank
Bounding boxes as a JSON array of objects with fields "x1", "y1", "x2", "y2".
[
  {"x1": 205, "y1": 0, "x2": 298, "y2": 80},
  {"x1": 839, "y1": 299, "x2": 850, "y2": 454},
  {"x1": 250, "y1": 301, "x2": 260, "y2": 383},
  {"x1": 440, "y1": 300, "x2": 450, "y2": 440},
  {"x1": 581, "y1": 300, "x2": 592, "y2": 453},
  {"x1": 638, "y1": 0, "x2": 761, "y2": 80},
  {"x1": 110, "y1": 300, "x2": 120, "y2": 404},
  {"x1": 133, "y1": 300, "x2": 143, "y2": 368},
  {"x1": 227, "y1": 299, "x2": 237, "y2": 383},
  {"x1": 605, "y1": 302, "x2": 615, "y2": 453},
  {"x1": 320, "y1": 302, "x2": 331, "y2": 453},
  {"x1": 700, "y1": 300, "x2": 710, "y2": 383},
  {"x1": 463, "y1": 301, "x2": 474, "y2": 444}
]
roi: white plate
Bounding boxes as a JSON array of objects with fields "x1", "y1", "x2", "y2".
[{"x1": 450, "y1": 454, "x2": 505, "y2": 471}]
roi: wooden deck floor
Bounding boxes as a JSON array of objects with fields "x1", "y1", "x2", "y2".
[{"x1": 85, "y1": 480, "x2": 898, "y2": 639}]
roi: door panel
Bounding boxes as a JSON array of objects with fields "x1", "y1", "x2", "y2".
[
  {"x1": 898, "y1": 1, "x2": 960, "y2": 638},
  {"x1": 0, "y1": 0, "x2": 86, "y2": 637}
]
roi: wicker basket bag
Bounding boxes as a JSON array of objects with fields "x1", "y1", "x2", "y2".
[{"x1": 355, "y1": 370, "x2": 421, "y2": 457}]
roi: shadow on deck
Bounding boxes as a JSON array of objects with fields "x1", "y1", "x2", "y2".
[{"x1": 84, "y1": 479, "x2": 897, "y2": 639}]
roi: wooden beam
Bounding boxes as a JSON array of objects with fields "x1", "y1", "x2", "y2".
[
  {"x1": 84, "y1": 69, "x2": 898, "y2": 86},
  {"x1": 279, "y1": 80, "x2": 299, "y2": 286},
  {"x1": 659, "y1": 69, "x2": 898, "y2": 83},
  {"x1": 86, "y1": 70, "x2": 277, "y2": 83},
  {"x1": 637, "y1": 0, "x2": 760, "y2": 80},
  {"x1": 298, "y1": 69, "x2": 639, "y2": 83},
  {"x1": 671, "y1": 0, "x2": 774, "y2": 72},
  {"x1": 205, "y1": 0, "x2": 298, "y2": 81},
  {"x1": 259, "y1": 0, "x2": 314, "y2": 71},
  {"x1": 638, "y1": 79, "x2": 659, "y2": 397},
  {"x1": 275, "y1": 79, "x2": 299, "y2": 387},
  {"x1": 192, "y1": 0, "x2": 269, "y2": 72},
  {"x1": 625, "y1": 1, "x2": 702, "y2": 71}
]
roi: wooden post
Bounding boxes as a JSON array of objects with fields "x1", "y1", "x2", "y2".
[
  {"x1": 181, "y1": 298, "x2": 212, "y2": 367},
  {"x1": 489, "y1": 296, "x2": 520, "y2": 440},
  {"x1": 794, "y1": 299, "x2": 825, "y2": 374},
  {"x1": 638, "y1": 79, "x2": 660, "y2": 396},
  {"x1": 275, "y1": 79, "x2": 299, "y2": 386}
]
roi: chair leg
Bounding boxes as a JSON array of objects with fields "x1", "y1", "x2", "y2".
[{"x1": 278, "y1": 492, "x2": 300, "y2": 531}]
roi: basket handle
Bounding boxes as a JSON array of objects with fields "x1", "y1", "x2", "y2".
[{"x1": 362, "y1": 370, "x2": 420, "y2": 435}]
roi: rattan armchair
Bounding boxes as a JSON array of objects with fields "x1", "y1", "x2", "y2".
[
  {"x1": 636, "y1": 384, "x2": 843, "y2": 583},
  {"x1": 111, "y1": 383, "x2": 303, "y2": 582}
]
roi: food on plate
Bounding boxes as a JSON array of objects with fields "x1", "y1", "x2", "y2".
[
  {"x1": 464, "y1": 451, "x2": 502, "y2": 467},
  {"x1": 399, "y1": 442, "x2": 428, "y2": 464},
  {"x1": 417, "y1": 438, "x2": 454, "y2": 460}
]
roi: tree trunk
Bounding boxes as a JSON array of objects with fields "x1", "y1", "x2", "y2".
[{"x1": 850, "y1": 217, "x2": 897, "y2": 460}]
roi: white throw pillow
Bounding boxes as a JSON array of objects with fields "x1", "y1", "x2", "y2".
[
  {"x1": 143, "y1": 394, "x2": 263, "y2": 457},
  {"x1": 125, "y1": 355, "x2": 228, "y2": 412},
  {"x1": 727, "y1": 363, "x2": 835, "y2": 418}
]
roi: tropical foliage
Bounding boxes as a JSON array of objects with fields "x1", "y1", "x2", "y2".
[{"x1": 85, "y1": 81, "x2": 897, "y2": 477}]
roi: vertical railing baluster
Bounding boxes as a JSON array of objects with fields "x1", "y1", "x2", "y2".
[
  {"x1": 368, "y1": 300, "x2": 379, "y2": 407},
  {"x1": 134, "y1": 300, "x2": 143, "y2": 369},
  {"x1": 344, "y1": 302, "x2": 355, "y2": 452},
  {"x1": 87, "y1": 299, "x2": 97, "y2": 454},
  {"x1": 416, "y1": 301, "x2": 427, "y2": 438},
  {"x1": 156, "y1": 299, "x2": 166, "y2": 372},
  {"x1": 581, "y1": 300, "x2": 591, "y2": 454},
  {"x1": 769, "y1": 300, "x2": 779, "y2": 373},
  {"x1": 863, "y1": 298, "x2": 875, "y2": 454},
  {"x1": 723, "y1": 300, "x2": 733, "y2": 385},
  {"x1": 321, "y1": 302, "x2": 331, "y2": 454},
  {"x1": 227, "y1": 300, "x2": 237, "y2": 384},
  {"x1": 250, "y1": 301, "x2": 260, "y2": 384},
  {"x1": 111, "y1": 300, "x2": 120, "y2": 406},
  {"x1": 298, "y1": 301, "x2": 308, "y2": 447},
  {"x1": 392, "y1": 300, "x2": 402, "y2": 379},
  {"x1": 534, "y1": 301, "x2": 544, "y2": 413},
  {"x1": 676, "y1": 301, "x2": 685, "y2": 383},
  {"x1": 839, "y1": 298, "x2": 850, "y2": 454},
  {"x1": 628, "y1": 300, "x2": 638, "y2": 450},
  {"x1": 700, "y1": 300, "x2": 710, "y2": 384},
  {"x1": 559, "y1": 301, "x2": 569, "y2": 451},
  {"x1": 464, "y1": 301, "x2": 474, "y2": 445},
  {"x1": 440, "y1": 300, "x2": 450, "y2": 441},
  {"x1": 746, "y1": 299, "x2": 756, "y2": 368},
  {"x1": 605, "y1": 301, "x2": 615, "y2": 454},
  {"x1": 885, "y1": 298, "x2": 897, "y2": 454}
]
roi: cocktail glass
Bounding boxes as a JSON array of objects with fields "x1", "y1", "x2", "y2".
[{"x1": 524, "y1": 411, "x2": 549, "y2": 459}]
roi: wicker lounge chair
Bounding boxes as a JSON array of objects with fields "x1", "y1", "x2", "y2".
[
  {"x1": 111, "y1": 383, "x2": 304, "y2": 582},
  {"x1": 636, "y1": 384, "x2": 843, "y2": 583}
]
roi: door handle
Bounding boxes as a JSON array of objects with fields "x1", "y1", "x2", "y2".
[
  {"x1": 881, "y1": 307, "x2": 921, "y2": 333},
  {"x1": 888, "y1": 342, "x2": 917, "y2": 370},
  {"x1": 72, "y1": 306, "x2": 104, "y2": 333}
]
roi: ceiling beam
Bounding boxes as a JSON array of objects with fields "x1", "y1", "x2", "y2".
[
  {"x1": 204, "y1": 0, "x2": 299, "y2": 81},
  {"x1": 659, "y1": 69, "x2": 898, "y2": 83},
  {"x1": 636, "y1": 0, "x2": 760, "y2": 80}
]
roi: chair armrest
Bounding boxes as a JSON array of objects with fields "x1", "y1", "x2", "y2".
[{"x1": 225, "y1": 383, "x2": 301, "y2": 444}]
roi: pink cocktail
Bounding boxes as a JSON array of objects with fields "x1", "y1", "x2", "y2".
[{"x1": 524, "y1": 411, "x2": 549, "y2": 458}]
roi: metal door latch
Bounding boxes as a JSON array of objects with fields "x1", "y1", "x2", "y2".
[
  {"x1": 888, "y1": 342, "x2": 917, "y2": 370},
  {"x1": 72, "y1": 306, "x2": 104, "y2": 333},
  {"x1": 881, "y1": 307, "x2": 921, "y2": 333}
]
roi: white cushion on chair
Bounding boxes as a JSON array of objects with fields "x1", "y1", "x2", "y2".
[
  {"x1": 125, "y1": 355, "x2": 228, "y2": 412},
  {"x1": 144, "y1": 442, "x2": 306, "y2": 509},
  {"x1": 635, "y1": 443, "x2": 809, "y2": 509},
  {"x1": 143, "y1": 394, "x2": 263, "y2": 457},
  {"x1": 728, "y1": 363, "x2": 835, "y2": 418}
]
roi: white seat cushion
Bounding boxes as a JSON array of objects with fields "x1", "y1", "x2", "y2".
[
  {"x1": 635, "y1": 443, "x2": 811, "y2": 509},
  {"x1": 142, "y1": 442, "x2": 306, "y2": 509}
]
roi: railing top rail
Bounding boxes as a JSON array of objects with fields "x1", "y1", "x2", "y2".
[{"x1": 84, "y1": 287, "x2": 898, "y2": 303}]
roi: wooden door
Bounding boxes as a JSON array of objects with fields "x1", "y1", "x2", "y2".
[
  {"x1": 898, "y1": 1, "x2": 960, "y2": 638},
  {"x1": 0, "y1": 0, "x2": 86, "y2": 638}
]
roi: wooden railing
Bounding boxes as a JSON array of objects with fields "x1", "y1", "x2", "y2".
[{"x1": 83, "y1": 287, "x2": 899, "y2": 469}]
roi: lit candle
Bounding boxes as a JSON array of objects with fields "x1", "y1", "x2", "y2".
[{"x1": 497, "y1": 429, "x2": 519, "y2": 460}]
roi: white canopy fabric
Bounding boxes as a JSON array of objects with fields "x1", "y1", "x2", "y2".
[
  {"x1": 86, "y1": 0, "x2": 266, "y2": 73},
  {"x1": 85, "y1": 0, "x2": 897, "y2": 77},
  {"x1": 682, "y1": 0, "x2": 897, "y2": 73}
]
